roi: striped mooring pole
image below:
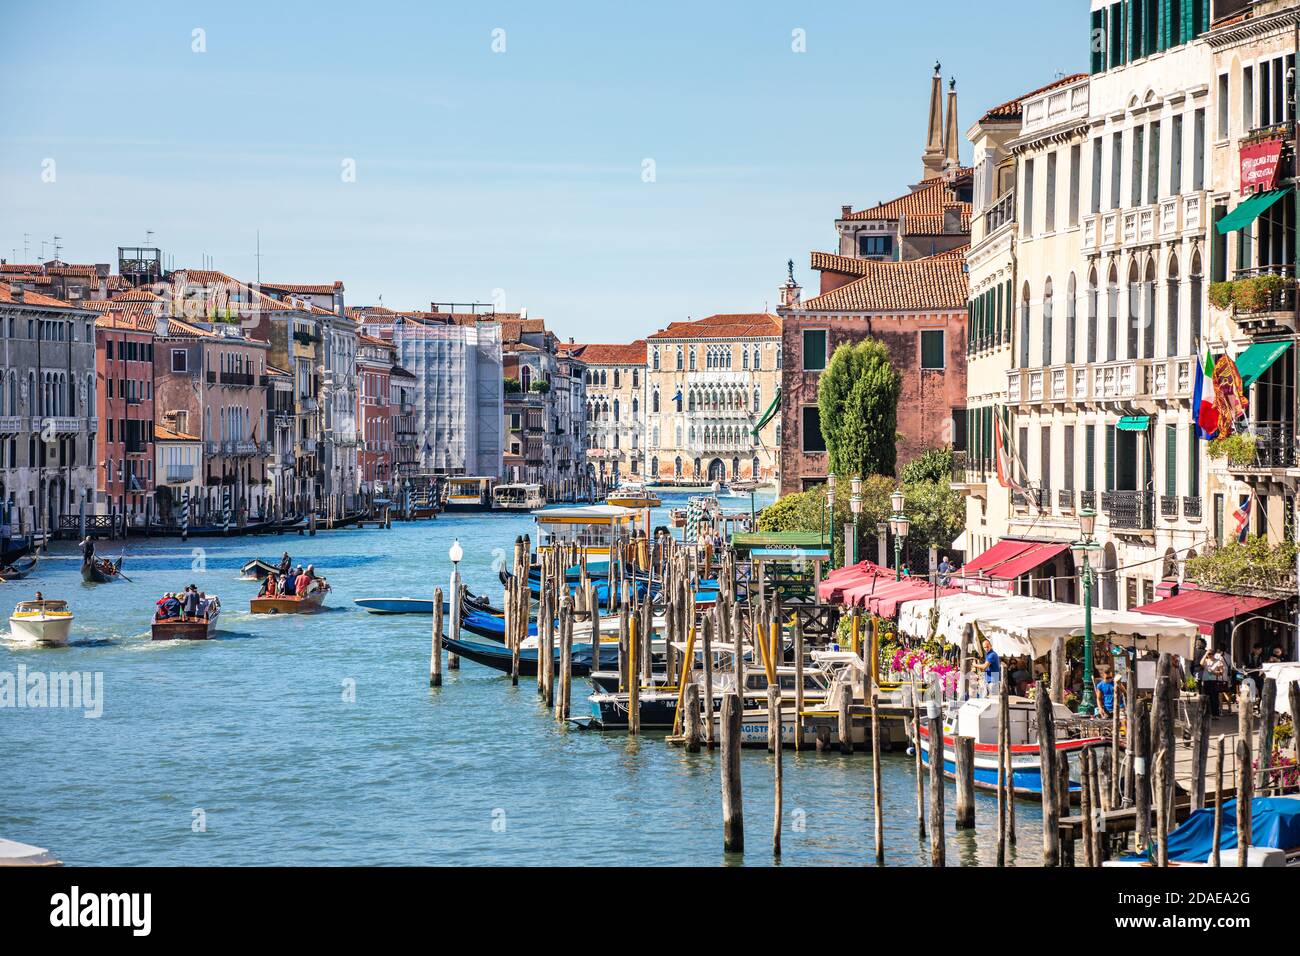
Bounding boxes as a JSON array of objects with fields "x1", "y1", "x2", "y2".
[
  {"x1": 222, "y1": 489, "x2": 231, "y2": 536},
  {"x1": 181, "y1": 489, "x2": 190, "y2": 543}
]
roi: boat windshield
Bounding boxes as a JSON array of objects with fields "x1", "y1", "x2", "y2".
[{"x1": 14, "y1": 600, "x2": 68, "y2": 613}]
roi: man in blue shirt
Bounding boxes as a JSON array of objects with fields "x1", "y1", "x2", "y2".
[
  {"x1": 1095, "y1": 667, "x2": 1122, "y2": 716},
  {"x1": 973, "y1": 638, "x2": 1001, "y2": 691}
]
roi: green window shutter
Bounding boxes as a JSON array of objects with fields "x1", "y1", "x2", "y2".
[
  {"x1": 1200, "y1": 0, "x2": 1209, "y2": 33},
  {"x1": 1085, "y1": 424, "x2": 1096, "y2": 492},
  {"x1": 920, "y1": 330, "x2": 945, "y2": 369},
  {"x1": 1182, "y1": 0, "x2": 1193, "y2": 43},
  {"x1": 1105, "y1": 424, "x2": 1116, "y2": 490},
  {"x1": 1188, "y1": 423, "x2": 1200, "y2": 497},
  {"x1": 802, "y1": 329, "x2": 826, "y2": 370},
  {"x1": 1160, "y1": 0, "x2": 1170, "y2": 50},
  {"x1": 1164, "y1": 424, "x2": 1177, "y2": 497}
]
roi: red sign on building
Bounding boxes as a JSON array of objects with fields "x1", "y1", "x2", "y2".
[{"x1": 1240, "y1": 139, "x2": 1283, "y2": 193}]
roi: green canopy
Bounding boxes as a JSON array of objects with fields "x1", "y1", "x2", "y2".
[
  {"x1": 752, "y1": 386, "x2": 781, "y2": 437},
  {"x1": 1117, "y1": 415, "x2": 1150, "y2": 432},
  {"x1": 1216, "y1": 189, "x2": 1290, "y2": 234},
  {"x1": 1237, "y1": 340, "x2": 1292, "y2": 388}
]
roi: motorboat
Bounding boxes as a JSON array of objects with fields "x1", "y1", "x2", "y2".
[{"x1": 9, "y1": 599, "x2": 74, "y2": 646}]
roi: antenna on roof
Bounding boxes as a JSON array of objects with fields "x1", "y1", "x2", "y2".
[
  {"x1": 53, "y1": 235, "x2": 63, "y2": 260},
  {"x1": 255, "y1": 230, "x2": 261, "y2": 284},
  {"x1": 23, "y1": 234, "x2": 30, "y2": 259}
]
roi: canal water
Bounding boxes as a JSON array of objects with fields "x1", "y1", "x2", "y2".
[{"x1": 0, "y1": 492, "x2": 1044, "y2": 866}]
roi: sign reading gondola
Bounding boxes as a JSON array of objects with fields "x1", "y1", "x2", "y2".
[{"x1": 1240, "y1": 138, "x2": 1283, "y2": 193}]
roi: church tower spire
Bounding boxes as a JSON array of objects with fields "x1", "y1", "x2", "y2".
[
  {"x1": 943, "y1": 76, "x2": 960, "y2": 171},
  {"x1": 921, "y1": 61, "x2": 946, "y2": 181}
]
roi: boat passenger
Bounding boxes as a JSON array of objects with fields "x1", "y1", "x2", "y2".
[
  {"x1": 34, "y1": 590, "x2": 44, "y2": 603},
  {"x1": 972, "y1": 637, "x2": 1001, "y2": 692},
  {"x1": 279, "y1": 552, "x2": 292, "y2": 576},
  {"x1": 196, "y1": 592, "x2": 211, "y2": 619},
  {"x1": 281, "y1": 569, "x2": 297, "y2": 595},
  {"x1": 160, "y1": 593, "x2": 181, "y2": 620},
  {"x1": 294, "y1": 570, "x2": 310, "y2": 597},
  {"x1": 182, "y1": 585, "x2": 200, "y2": 622},
  {"x1": 259, "y1": 573, "x2": 277, "y2": 597}
]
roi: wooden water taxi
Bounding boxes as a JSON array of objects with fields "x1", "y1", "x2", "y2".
[
  {"x1": 152, "y1": 597, "x2": 221, "y2": 640},
  {"x1": 493, "y1": 483, "x2": 545, "y2": 511},
  {"x1": 8, "y1": 599, "x2": 74, "y2": 645},
  {"x1": 605, "y1": 482, "x2": 661, "y2": 509},
  {"x1": 442, "y1": 476, "x2": 495, "y2": 512},
  {"x1": 251, "y1": 584, "x2": 329, "y2": 614}
]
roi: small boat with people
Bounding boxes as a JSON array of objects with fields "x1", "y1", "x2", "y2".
[
  {"x1": 0, "y1": 555, "x2": 38, "y2": 581},
  {"x1": 80, "y1": 555, "x2": 124, "y2": 584},
  {"x1": 605, "y1": 482, "x2": 661, "y2": 509},
  {"x1": 8, "y1": 595, "x2": 73, "y2": 646},
  {"x1": 250, "y1": 564, "x2": 330, "y2": 614},
  {"x1": 239, "y1": 558, "x2": 281, "y2": 581},
  {"x1": 493, "y1": 483, "x2": 546, "y2": 511},
  {"x1": 152, "y1": 586, "x2": 221, "y2": 640}
]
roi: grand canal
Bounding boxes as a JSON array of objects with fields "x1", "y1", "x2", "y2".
[{"x1": 1, "y1": 493, "x2": 1043, "y2": 866}]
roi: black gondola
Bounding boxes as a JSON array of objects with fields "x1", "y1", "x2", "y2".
[
  {"x1": 81, "y1": 555, "x2": 124, "y2": 583},
  {"x1": 462, "y1": 589, "x2": 504, "y2": 616},
  {"x1": 0, "y1": 555, "x2": 38, "y2": 580}
]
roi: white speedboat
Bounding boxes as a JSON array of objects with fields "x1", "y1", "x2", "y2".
[{"x1": 9, "y1": 600, "x2": 74, "y2": 646}]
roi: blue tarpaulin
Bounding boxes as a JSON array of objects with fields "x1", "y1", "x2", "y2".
[{"x1": 1160, "y1": 797, "x2": 1300, "y2": 863}]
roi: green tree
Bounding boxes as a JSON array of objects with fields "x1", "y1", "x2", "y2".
[
  {"x1": 1185, "y1": 536, "x2": 1297, "y2": 594},
  {"x1": 901, "y1": 446, "x2": 953, "y2": 485},
  {"x1": 756, "y1": 476, "x2": 895, "y2": 565},
  {"x1": 818, "y1": 340, "x2": 901, "y2": 478}
]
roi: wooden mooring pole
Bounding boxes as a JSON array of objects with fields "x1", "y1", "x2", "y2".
[
  {"x1": 872, "y1": 690, "x2": 884, "y2": 863},
  {"x1": 1036, "y1": 680, "x2": 1059, "y2": 866},
  {"x1": 769, "y1": 683, "x2": 783, "y2": 858},
  {"x1": 721, "y1": 692, "x2": 744, "y2": 854},
  {"x1": 954, "y1": 735, "x2": 975, "y2": 829},
  {"x1": 429, "y1": 586, "x2": 443, "y2": 687}
]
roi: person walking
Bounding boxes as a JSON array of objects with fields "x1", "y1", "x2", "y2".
[{"x1": 1200, "y1": 646, "x2": 1228, "y2": 719}]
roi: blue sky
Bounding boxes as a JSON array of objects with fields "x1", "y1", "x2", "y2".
[{"x1": 1, "y1": 0, "x2": 1084, "y2": 340}]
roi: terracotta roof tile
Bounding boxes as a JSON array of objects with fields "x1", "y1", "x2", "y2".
[
  {"x1": 0, "y1": 282, "x2": 80, "y2": 309},
  {"x1": 795, "y1": 257, "x2": 968, "y2": 313},
  {"x1": 977, "y1": 73, "x2": 1088, "y2": 124},
  {"x1": 841, "y1": 172, "x2": 972, "y2": 224},
  {"x1": 155, "y1": 424, "x2": 200, "y2": 442},
  {"x1": 260, "y1": 281, "x2": 343, "y2": 295},
  {"x1": 565, "y1": 341, "x2": 647, "y2": 365},
  {"x1": 647, "y1": 313, "x2": 781, "y2": 341}
]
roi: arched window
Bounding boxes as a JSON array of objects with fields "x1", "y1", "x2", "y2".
[
  {"x1": 1065, "y1": 273, "x2": 1077, "y2": 364},
  {"x1": 632, "y1": 396, "x2": 638, "y2": 416},
  {"x1": 1125, "y1": 259, "x2": 1141, "y2": 360},
  {"x1": 521, "y1": 366, "x2": 533, "y2": 391},
  {"x1": 688, "y1": 390, "x2": 696, "y2": 412},
  {"x1": 652, "y1": 390, "x2": 660, "y2": 413},
  {"x1": 613, "y1": 399, "x2": 620, "y2": 422},
  {"x1": 651, "y1": 457, "x2": 659, "y2": 477},
  {"x1": 1042, "y1": 278, "x2": 1054, "y2": 366},
  {"x1": 1106, "y1": 263, "x2": 1119, "y2": 362},
  {"x1": 1142, "y1": 258, "x2": 1157, "y2": 359},
  {"x1": 1018, "y1": 283, "x2": 1031, "y2": 368},
  {"x1": 674, "y1": 456, "x2": 682, "y2": 476},
  {"x1": 1165, "y1": 254, "x2": 1180, "y2": 357},
  {"x1": 1086, "y1": 269, "x2": 1097, "y2": 366}
]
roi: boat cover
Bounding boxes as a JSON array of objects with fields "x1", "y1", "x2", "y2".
[{"x1": 1160, "y1": 797, "x2": 1300, "y2": 863}]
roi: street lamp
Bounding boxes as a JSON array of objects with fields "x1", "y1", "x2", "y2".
[
  {"x1": 849, "y1": 475, "x2": 863, "y2": 567},
  {"x1": 825, "y1": 473, "x2": 836, "y2": 554},
  {"x1": 888, "y1": 489, "x2": 910, "y2": 581},
  {"x1": 1070, "y1": 508, "x2": 1103, "y2": 716},
  {"x1": 449, "y1": 538, "x2": 464, "y2": 567}
]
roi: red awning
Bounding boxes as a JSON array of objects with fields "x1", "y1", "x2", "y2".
[
  {"x1": 1133, "y1": 589, "x2": 1282, "y2": 636},
  {"x1": 842, "y1": 578, "x2": 959, "y2": 617},
  {"x1": 816, "y1": 561, "x2": 889, "y2": 603},
  {"x1": 960, "y1": 539, "x2": 1070, "y2": 581}
]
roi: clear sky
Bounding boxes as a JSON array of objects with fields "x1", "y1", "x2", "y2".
[{"x1": 1, "y1": 0, "x2": 1084, "y2": 341}]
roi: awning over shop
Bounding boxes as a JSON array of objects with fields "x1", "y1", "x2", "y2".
[
  {"x1": 842, "y1": 577, "x2": 959, "y2": 618},
  {"x1": 1132, "y1": 588, "x2": 1282, "y2": 636},
  {"x1": 1236, "y1": 340, "x2": 1292, "y2": 389},
  {"x1": 896, "y1": 592, "x2": 1199, "y2": 660},
  {"x1": 1116, "y1": 415, "x2": 1150, "y2": 431},
  {"x1": 815, "y1": 560, "x2": 890, "y2": 603},
  {"x1": 959, "y1": 539, "x2": 1071, "y2": 583},
  {"x1": 1216, "y1": 188, "x2": 1290, "y2": 234}
]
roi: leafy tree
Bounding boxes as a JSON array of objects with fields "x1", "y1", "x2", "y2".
[
  {"x1": 818, "y1": 340, "x2": 901, "y2": 478},
  {"x1": 1185, "y1": 536, "x2": 1297, "y2": 594},
  {"x1": 902, "y1": 478, "x2": 964, "y2": 553},
  {"x1": 901, "y1": 446, "x2": 953, "y2": 485},
  {"x1": 756, "y1": 476, "x2": 896, "y2": 565}
]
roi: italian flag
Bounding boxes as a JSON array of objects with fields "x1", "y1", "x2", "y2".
[
  {"x1": 1192, "y1": 349, "x2": 1220, "y2": 440},
  {"x1": 992, "y1": 405, "x2": 1025, "y2": 492}
]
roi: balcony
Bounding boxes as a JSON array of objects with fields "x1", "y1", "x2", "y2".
[
  {"x1": 1184, "y1": 496, "x2": 1203, "y2": 520},
  {"x1": 1152, "y1": 357, "x2": 1195, "y2": 401},
  {"x1": 300, "y1": 398, "x2": 319, "y2": 413},
  {"x1": 233, "y1": 440, "x2": 259, "y2": 456},
  {"x1": 1080, "y1": 490, "x2": 1096, "y2": 511},
  {"x1": 951, "y1": 452, "x2": 988, "y2": 496},
  {"x1": 33, "y1": 416, "x2": 87, "y2": 435},
  {"x1": 293, "y1": 330, "x2": 321, "y2": 347},
  {"x1": 299, "y1": 439, "x2": 317, "y2": 455},
  {"x1": 0, "y1": 416, "x2": 23, "y2": 434},
  {"x1": 1226, "y1": 424, "x2": 1299, "y2": 474},
  {"x1": 1092, "y1": 359, "x2": 1152, "y2": 402},
  {"x1": 205, "y1": 440, "x2": 221, "y2": 456},
  {"x1": 1160, "y1": 494, "x2": 1179, "y2": 519},
  {"x1": 1211, "y1": 271, "x2": 1296, "y2": 335},
  {"x1": 166, "y1": 463, "x2": 195, "y2": 483},
  {"x1": 982, "y1": 189, "x2": 1016, "y2": 234},
  {"x1": 1103, "y1": 490, "x2": 1154, "y2": 531},
  {"x1": 1058, "y1": 488, "x2": 1075, "y2": 512},
  {"x1": 221, "y1": 371, "x2": 255, "y2": 387}
]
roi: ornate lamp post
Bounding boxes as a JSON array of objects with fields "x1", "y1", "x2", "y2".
[
  {"x1": 848, "y1": 475, "x2": 863, "y2": 567},
  {"x1": 1070, "y1": 508, "x2": 1102, "y2": 716},
  {"x1": 888, "y1": 489, "x2": 910, "y2": 581},
  {"x1": 826, "y1": 473, "x2": 837, "y2": 560}
]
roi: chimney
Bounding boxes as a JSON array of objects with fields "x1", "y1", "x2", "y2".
[
  {"x1": 11, "y1": 286, "x2": 24, "y2": 302},
  {"x1": 841, "y1": 204, "x2": 852, "y2": 218}
]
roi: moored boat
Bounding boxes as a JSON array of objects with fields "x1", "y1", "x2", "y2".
[
  {"x1": 913, "y1": 695, "x2": 1102, "y2": 799},
  {"x1": 240, "y1": 558, "x2": 281, "y2": 581},
  {"x1": 8, "y1": 599, "x2": 74, "y2": 646},
  {"x1": 0, "y1": 555, "x2": 38, "y2": 581},
  {"x1": 353, "y1": 597, "x2": 450, "y2": 615},
  {"x1": 605, "y1": 482, "x2": 661, "y2": 509},
  {"x1": 493, "y1": 483, "x2": 546, "y2": 511},
  {"x1": 441, "y1": 633, "x2": 599, "y2": 677},
  {"x1": 152, "y1": 597, "x2": 222, "y2": 640},
  {"x1": 442, "y1": 476, "x2": 495, "y2": 512}
]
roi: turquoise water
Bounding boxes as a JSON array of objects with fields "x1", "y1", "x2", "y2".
[{"x1": 0, "y1": 492, "x2": 1042, "y2": 865}]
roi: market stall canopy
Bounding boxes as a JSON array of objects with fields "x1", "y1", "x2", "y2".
[
  {"x1": 1132, "y1": 588, "x2": 1282, "y2": 636},
  {"x1": 842, "y1": 577, "x2": 959, "y2": 617},
  {"x1": 896, "y1": 592, "x2": 1199, "y2": 659},
  {"x1": 815, "y1": 560, "x2": 890, "y2": 603},
  {"x1": 1262, "y1": 662, "x2": 1300, "y2": 699},
  {"x1": 957, "y1": 538, "x2": 1071, "y2": 584}
]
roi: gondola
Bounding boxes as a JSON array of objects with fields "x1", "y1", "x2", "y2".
[
  {"x1": 81, "y1": 555, "x2": 124, "y2": 584},
  {"x1": 240, "y1": 558, "x2": 282, "y2": 581},
  {"x1": 0, "y1": 555, "x2": 38, "y2": 581},
  {"x1": 462, "y1": 590, "x2": 504, "y2": 616}
]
